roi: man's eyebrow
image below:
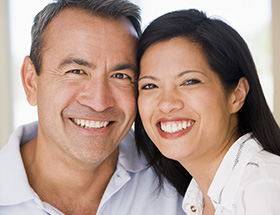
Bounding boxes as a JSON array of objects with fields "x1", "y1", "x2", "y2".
[
  {"x1": 58, "y1": 58, "x2": 136, "y2": 73},
  {"x1": 113, "y1": 63, "x2": 137, "y2": 73},
  {"x1": 58, "y1": 57, "x2": 94, "y2": 69}
]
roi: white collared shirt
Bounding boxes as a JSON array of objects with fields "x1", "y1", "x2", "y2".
[
  {"x1": 182, "y1": 133, "x2": 280, "y2": 215},
  {"x1": 0, "y1": 122, "x2": 185, "y2": 215}
]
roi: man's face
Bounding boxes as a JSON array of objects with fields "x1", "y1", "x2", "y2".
[{"x1": 30, "y1": 8, "x2": 138, "y2": 165}]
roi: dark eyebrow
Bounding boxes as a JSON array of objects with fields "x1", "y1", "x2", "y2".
[
  {"x1": 138, "y1": 75, "x2": 159, "y2": 81},
  {"x1": 58, "y1": 58, "x2": 136, "y2": 73},
  {"x1": 58, "y1": 57, "x2": 94, "y2": 69},
  {"x1": 138, "y1": 70, "x2": 208, "y2": 82},
  {"x1": 113, "y1": 63, "x2": 137, "y2": 73},
  {"x1": 177, "y1": 70, "x2": 209, "y2": 78}
]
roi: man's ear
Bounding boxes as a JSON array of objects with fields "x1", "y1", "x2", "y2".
[
  {"x1": 21, "y1": 56, "x2": 38, "y2": 106},
  {"x1": 229, "y1": 77, "x2": 250, "y2": 114}
]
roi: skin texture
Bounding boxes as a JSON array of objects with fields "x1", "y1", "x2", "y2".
[
  {"x1": 20, "y1": 8, "x2": 138, "y2": 214},
  {"x1": 138, "y1": 37, "x2": 249, "y2": 214}
]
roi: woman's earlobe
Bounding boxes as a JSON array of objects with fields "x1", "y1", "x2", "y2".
[
  {"x1": 21, "y1": 56, "x2": 38, "y2": 106},
  {"x1": 230, "y1": 77, "x2": 250, "y2": 113}
]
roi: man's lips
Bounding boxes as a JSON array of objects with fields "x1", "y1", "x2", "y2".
[{"x1": 70, "y1": 118, "x2": 111, "y2": 129}]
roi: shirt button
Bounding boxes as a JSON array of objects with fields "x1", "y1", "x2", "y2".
[{"x1": 190, "y1": 205, "x2": 197, "y2": 212}]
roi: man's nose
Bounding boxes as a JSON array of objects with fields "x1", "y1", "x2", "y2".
[{"x1": 77, "y1": 76, "x2": 115, "y2": 112}]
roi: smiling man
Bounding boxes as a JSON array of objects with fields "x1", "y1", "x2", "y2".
[{"x1": 0, "y1": 0, "x2": 185, "y2": 215}]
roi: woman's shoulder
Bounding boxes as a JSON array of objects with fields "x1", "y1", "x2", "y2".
[{"x1": 240, "y1": 148, "x2": 280, "y2": 186}]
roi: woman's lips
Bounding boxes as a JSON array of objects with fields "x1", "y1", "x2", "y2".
[{"x1": 156, "y1": 119, "x2": 195, "y2": 138}]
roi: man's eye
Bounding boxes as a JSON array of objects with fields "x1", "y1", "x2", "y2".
[
  {"x1": 67, "y1": 69, "x2": 85, "y2": 74},
  {"x1": 183, "y1": 79, "x2": 200, "y2": 85},
  {"x1": 112, "y1": 73, "x2": 131, "y2": 80},
  {"x1": 141, "y1": 84, "x2": 158, "y2": 90}
]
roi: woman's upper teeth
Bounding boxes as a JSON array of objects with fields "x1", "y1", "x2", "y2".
[{"x1": 160, "y1": 120, "x2": 194, "y2": 133}]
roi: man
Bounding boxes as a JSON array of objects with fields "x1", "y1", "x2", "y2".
[{"x1": 0, "y1": 0, "x2": 185, "y2": 214}]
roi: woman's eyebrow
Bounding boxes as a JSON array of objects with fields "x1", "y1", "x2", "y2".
[
  {"x1": 177, "y1": 70, "x2": 209, "y2": 78},
  {"x1": 138, "y1": 70, "x2": 208, "y2": 82},
  {"x1": 138, "y1": 75, "x2": 159, "y2": 82}
]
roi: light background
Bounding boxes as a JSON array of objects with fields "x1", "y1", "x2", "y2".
[{"x1": 1, "y1": 0, "x2": 279, "y2": 148}]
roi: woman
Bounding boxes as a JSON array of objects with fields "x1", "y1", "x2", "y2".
[{"x1": 135, "y1": 9, "x2": 280, "y2": 215}]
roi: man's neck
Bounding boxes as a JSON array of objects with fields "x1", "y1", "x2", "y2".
[{"x1": 20, "y1": 137, "x2": 119, "y2": 215}]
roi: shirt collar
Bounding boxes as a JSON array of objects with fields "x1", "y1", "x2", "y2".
[
  {"x1": 182, "y1": 133, "x2": 262, "y2": 212},
  {"x1": 0, "y1": 122, "x2": 38, "y2": 205},
  {"x1": 182, "y1": 179, "x2": 204, "y2": 214},
  {"x1": 208, "y1": 133, "x2": 261, "y2": 210},
  {"x1": 0, "y1": 122, "x2": 147, "y2": 206},
  {"x1": 117, "y1": 129, "x2": 147, "y2": 173}
]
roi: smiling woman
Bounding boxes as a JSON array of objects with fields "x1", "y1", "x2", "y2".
[{"x1": 135, "y1": 9, "x2": 280, "y2": 215}]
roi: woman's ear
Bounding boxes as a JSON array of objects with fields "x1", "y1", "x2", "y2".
[
  {"x1": 229, "y1": 77, "x2": 250, "y2": 114},
  {"x1": 21, "y1": 56, "x2": 38, "y2": 106}
]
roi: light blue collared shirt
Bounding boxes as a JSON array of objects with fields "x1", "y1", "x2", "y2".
[{"x1": 0, "y1": 122, "x2": 185, "y2": 215}]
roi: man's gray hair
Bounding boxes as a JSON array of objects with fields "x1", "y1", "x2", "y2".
[{"x1": 30, "y1": 0, "x2": 141, "y2": 75}]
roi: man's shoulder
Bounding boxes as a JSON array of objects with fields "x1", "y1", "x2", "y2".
[
  {"x1": 107, "y1": 128, "x2": 185, "y2": 214},
  {"x1": 118, "y1": 128, "x2": 147, "y2": 171},
  {"x1": 0, "y1": 122, "x2": 38, "y2": 208},
  {"x1": 120, "y1": 128, "x2": 135, "y2": 147},
  {"x1": 102, "y1": 161, "x2": 185, "y2": 215}
]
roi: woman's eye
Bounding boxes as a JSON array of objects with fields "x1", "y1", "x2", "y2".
[
  {"x1": 182, "y1": 79, "x2": 200, "y2": 85},
  {"x1": 67, "y1": 69, "x2": 85, "y2": 75},
  {"x1": 141, "y1": 84, "x2": 158, "y2": 90}
]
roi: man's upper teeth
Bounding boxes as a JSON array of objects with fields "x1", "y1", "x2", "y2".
[
  {"x1": 161, "y1": 120, "x2": 194, "y2": 133},
  {"x1": 73, "y1": 119, "x2": 109, "y2": 129}
]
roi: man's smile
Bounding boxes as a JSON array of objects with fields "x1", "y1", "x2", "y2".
[{"x1": 71, "y1": 118, "x2": 111, "y2": 129}]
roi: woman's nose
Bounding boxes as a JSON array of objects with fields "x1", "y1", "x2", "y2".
[{"x1": 157, "y1": 90, "x2": 184, "y2": 113}]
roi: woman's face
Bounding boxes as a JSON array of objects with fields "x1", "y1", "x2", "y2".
[{"x1": 138, "y1": 37, "x2": 239, "y2": 166}]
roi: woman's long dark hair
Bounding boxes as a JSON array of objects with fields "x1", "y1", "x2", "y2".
[{"x1": 135, "y1": 9, "x2": 280, "y2": 196}]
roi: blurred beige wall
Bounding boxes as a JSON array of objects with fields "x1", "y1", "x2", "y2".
[
  {"x1": 0, "y1": 0, "x2": 12, "y2": 148},
  {"x1": 272, "y1": 0, "x2": 280, "y2": 125}
]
